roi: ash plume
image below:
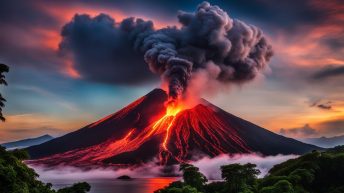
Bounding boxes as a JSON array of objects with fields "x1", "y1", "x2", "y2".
[{"x1": 60, "y1": 2, "x2": 273, "y2": 101}]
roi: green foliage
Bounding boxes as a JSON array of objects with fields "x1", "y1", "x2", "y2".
[
  {"x1": 221, "y1": 163, "x2": 260, "y2": 193},
  {"x1": 179, "y1": 163, "x2": 208, "y2": 191},
  {"x1": 263, "y1": 146, "x2": 344, "y2": 193},
  {"x1": 155, "y1": 181, "x2": 186, "y2": 193},
  {"x1": 155, "y1": 185, "x2": 202, "y2": 193},
  {"x1": 260, "y1": 180, "x2": 294, "y2": 193},
  {"x1": 204, "y1": 181, "x2": 225, "y2": 193},
  {"x1": 0, "y1": 146, "x2": 91, "y2": 193},
  {"x1": 157, "y1": 146, "x2": 344, "y2": 193}
]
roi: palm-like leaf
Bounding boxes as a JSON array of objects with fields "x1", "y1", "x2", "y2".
[
  {"x1": 0, "y1": 63, "x2": 9, "y2": 73},
  {"x1": 0, "y1": 93, "x2": 5, "y2": 101},
  {"x1": 0, "y1": 79, "x2": 7, "y2": 86},
  {"x1": 0, "y1": 112, "x2": 5, "y2": 122},
  {"x1": 0, "y1": 63, "x2": 8, "y2": 122}
]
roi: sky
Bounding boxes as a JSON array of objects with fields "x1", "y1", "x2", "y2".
[{"x1": 0, "y1": 0, "x2": 343, "y2": 143}]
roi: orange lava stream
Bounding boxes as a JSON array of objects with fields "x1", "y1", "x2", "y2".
[
  {"x1": 150, "y1": 103, "x2": 183, "y2": 164},
  {"x1": 158, "y1": 105, "x2": 182, "y2": 150}
]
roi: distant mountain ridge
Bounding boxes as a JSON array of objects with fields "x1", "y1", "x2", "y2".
[
  {"x1": 300, "y1": 135, "x2": 344, "y2": 148},
  {"x1": 2, "y1": 135, "x2": 54, "y2": 150}
]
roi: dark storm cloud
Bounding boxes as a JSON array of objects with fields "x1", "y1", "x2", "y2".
[
  {"x1": 312, "y1": 65, "x2": 344, "y2": 80},
  {"x1": 59, "y1": 14, "x2": 155, "y2": 84},
  {"x1": 60, "y1": 2, "x2": 273, "y2": 100},
  {"x1": 279, "y1": 124, "x2": 317, "y2": 137}
]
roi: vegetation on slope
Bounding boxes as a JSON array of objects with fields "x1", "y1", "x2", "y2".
[
  {"x1": 0, "y1": 146, "x2": 90, "y2": 193},
  {"x1": 156, "y1": 146, "x2": 344, "y2": 193}
]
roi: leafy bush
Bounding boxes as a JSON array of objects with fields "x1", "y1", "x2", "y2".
[{"x1": 0, "y1": 146, "x2": 91, "y2": 193}]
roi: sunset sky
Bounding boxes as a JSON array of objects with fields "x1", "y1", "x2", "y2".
[{"x1": 0, "y1": 0, "x2": 343, "y2": 143}]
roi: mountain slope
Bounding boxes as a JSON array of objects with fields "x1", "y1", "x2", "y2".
[
  {"x1": 300, "y1": 135, "x2": 344, "y2": 148},
  {"x1": 27, "y1": 89, "x2": 320, "y2": 166},
  {"x1": 1, "y1": 135, "x2": 53, "y2": 150}
]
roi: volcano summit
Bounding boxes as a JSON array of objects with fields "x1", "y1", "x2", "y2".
[{"x1": 27, "y1": 89, "x2": 318, "y2": 166}]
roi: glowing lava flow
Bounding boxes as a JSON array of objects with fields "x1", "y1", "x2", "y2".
[{"x1": 151, "y1": 103, "x2": 183, "y2": 164}]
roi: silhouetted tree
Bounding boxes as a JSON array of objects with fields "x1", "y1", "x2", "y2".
[
  {"x1": 221, "y1": 163, "x2": 260, "y2": 193},
  {"x1": 0, "y1": 63, "x2": 9, "y2": 121},
  {"x1": 179, "y1": 163, "x2": 208, "y2": 191}
]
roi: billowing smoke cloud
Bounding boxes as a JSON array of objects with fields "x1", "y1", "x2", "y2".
[
  {"x1": 60, "y1": 2, "x2": 273, "y2": 101},
  {"x1": 59, "y1": 14, "x2": 155, "y2": 84}
]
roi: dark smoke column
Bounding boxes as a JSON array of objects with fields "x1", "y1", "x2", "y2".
[
  {"x1": 166, "y1": 58, "x2": 192, "y2": 102},
  {"x1": 135, "y1": 2, "x2": 273, "y2": 102}
]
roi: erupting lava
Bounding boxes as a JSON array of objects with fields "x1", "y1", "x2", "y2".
[
  {"x1": 27, "y1": 89, "x2": 319, "y2": 167},
  {"x1": 152, "y1": 101, "x2": 184, "y2": 164}
]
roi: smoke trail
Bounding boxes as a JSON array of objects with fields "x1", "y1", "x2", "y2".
[{"x1": 60, "y1": 2, "x2": 273, "y2": 101}]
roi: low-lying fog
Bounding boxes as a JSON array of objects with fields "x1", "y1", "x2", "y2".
[{"x1": 31, "y1": 153, "x2": 297, "y2": 181}]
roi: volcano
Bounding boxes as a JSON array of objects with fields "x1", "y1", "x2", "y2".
[{"x1": 27, "y1": 89, "x2": 319, "y2": 166}]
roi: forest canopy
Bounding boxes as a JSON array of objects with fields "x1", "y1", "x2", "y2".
[{"x1": 156, "y1": 146, "x2": 344, "y2": 193}]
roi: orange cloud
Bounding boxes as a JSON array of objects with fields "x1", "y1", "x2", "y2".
[
  {"x1": 273, "y1": 23, "x2": 344, "y2": 68},
  {"x1": 63, "y1": 59, "x2": 81, "y2": 79},
  {"x1": 32, "y1": 28, "x2": 62, "y2": 51}
]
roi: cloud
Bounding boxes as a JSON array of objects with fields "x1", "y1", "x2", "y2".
[
  {"x1": 59, "y1": 14, "x2": 156, "y2": 85},
  {"x1": 279, "y1": 124, "x2": 318, "y2": 138},
  {"x1": 0, "y1": 1, "x2": 65, "y2": 72},
  {"x1": 30, "y1": 154, "x2": 297, "y2": 182},
  {"x1": 317, "y1": 103, "x2": 332, "y2": 110},
  {"x1": 0, "y1": 1, "x2": 58, "y2": 28},
  {"x1": 317, "y1": 118, "x2": 344, "y2": 135},
  {"x1": 312, "y1": 65, "x2": 344, "y2": 80},
  {"x1": 310, "y1": 100, "x2": 333, "y2": 110},
  {"x1": 279, "y1": 117, "x2": 344, "y2": 138}
]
